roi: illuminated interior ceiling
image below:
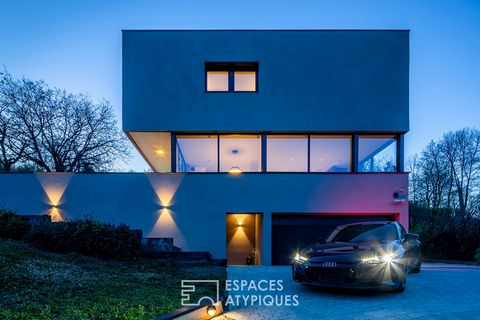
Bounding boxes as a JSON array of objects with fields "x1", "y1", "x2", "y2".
[
  {"x1": 129, "y1": 132, "x2": 171, "y2": 172},
  {"x1": 310, "y1": 136, "x2": 351, "y2": 172}
]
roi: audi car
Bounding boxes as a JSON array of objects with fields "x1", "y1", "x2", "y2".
[{"x1": 292, "y1": 221, "x2": 421, "y2": 293}]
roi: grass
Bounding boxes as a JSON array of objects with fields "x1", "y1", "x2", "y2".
[{"x1": 0, "y1": 240, "x2": 226, "y2": 320}]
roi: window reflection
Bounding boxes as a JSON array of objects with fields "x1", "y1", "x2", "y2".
[
  {"x1": 220, "y1": 135, "x2": 261, "y2": 172},
  {"x1": 310, "y1": 135, "x2": 351, "y2": 172},
  {"x1": 359, "y1": 135, "x2": 397, "y2": 172},
  {"x1": 234, "y1": 71, "x2": 256, "y2": 91},
  {"x1": 176, "y1": 135, "x2": 218, "y2": 172},
  {"x1": 206, "y1": 72, "x2": 229, "y2": 91},
  {"x1": 267, "y1": 135, "x2": 308, "y2": 172}
]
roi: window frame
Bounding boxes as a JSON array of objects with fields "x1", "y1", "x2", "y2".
[
  {"x1": 171, "y1": 132, "x2": 404, "y2": 174},
  {"x1": 205, "y1": 62, "x2": 259, "y2": 93}
]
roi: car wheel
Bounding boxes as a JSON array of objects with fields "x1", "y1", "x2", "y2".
[
  {"x1": 411, "y1": 260, "x2": 421, "y2": 273},
  {"x1": 392, "y1": 266, "x2": 407, "y2": 293}
]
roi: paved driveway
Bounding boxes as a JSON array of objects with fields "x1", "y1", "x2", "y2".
[{"x1": 215, "y1": 264, "x2": 480, "y2": 320}]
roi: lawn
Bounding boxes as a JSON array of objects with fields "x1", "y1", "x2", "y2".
[{"x1": 0, "y1": 240, "x2": 226, "y2": 320}]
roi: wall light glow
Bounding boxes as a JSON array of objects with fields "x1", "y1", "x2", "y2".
[
  {"x1": 147, "y1": 174, "x2": 183, "y2": 207},
  {"x1": 37, "y1": 174, "x2": 72, "y2": 206},
  {"x1": 49, "y1": 207, "x2": 63, "y2": 222},
  {"x1": 148, "y1": 208, "x2": 188, "y2": 250}
]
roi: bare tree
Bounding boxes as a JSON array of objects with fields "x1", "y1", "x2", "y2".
[
  {"x1": 0, "y1": 71, "x2": 130, "y2": 172},
  {"x1": 440, "y1": 128, "x2": 480, "y2": 216},
  {"x1": 0, "y1": 102, "x2": 26, "y2": 171}
]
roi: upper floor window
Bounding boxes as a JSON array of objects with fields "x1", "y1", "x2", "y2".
[
  {"x1": 220, "y1": 135, "x2": 261, "y2": 172},
  {"x1": 267, "y1": 135, "x2": 308, "y2": 172},
  {"x1": 177, "y1": 135, "x2": 218, "y2": 172},
  {"x1": 310, "y1": 135, "x2": 351, "y2": 172},
  {"x1": 359, "y1": 135, "x2": 397, "y2": 172},
  {"x1": 206, "y1": 62, "x2": 258, "y2": 92}
]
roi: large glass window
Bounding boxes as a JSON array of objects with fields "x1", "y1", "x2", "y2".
[
  {"x1": 206, "y1": 62, "x2": 258, "y2": 92},
  {"x1": 234, "y1": 71, "x2": 256, "y2": 92},
  {"x1": 176, "y1": 135, "x2": 218, "y2": 172},
  {"x1": 310, "y1": 135, "x2": 351, "y2": 172},
  {"x1": 359, "y1": 135, "x2": 397, "y2": 172},
  {"x1": 267, "y1": 135, "x2": 308, "y2": 172},
  {"x1": 206, "y1": 72, "x2": 229, "y2": 92},
  {"x1": 220, "y1": 135, "x2": 261, "y2": 172}
]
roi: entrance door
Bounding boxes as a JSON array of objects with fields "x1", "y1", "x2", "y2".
[{"x1": 226, "y1": 213, "x2": 262, "y2": 265}]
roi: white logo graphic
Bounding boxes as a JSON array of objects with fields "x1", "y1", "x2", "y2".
[{"x1": 181, "y1": 280, "x2": 220, "y2": 306}]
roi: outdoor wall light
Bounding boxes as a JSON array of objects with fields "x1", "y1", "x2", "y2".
[
  {"x1": 229, "y1": 166, "x2": 242, "y2": 174},
  {"x1": 206, "y1": 305, "x2": 217, "y2": 316},
  {"x1": 393, "y1": 188, "x2": 407, "y2": 202}
]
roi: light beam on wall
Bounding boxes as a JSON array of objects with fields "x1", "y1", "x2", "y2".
[
  {"x1": 147, "y1": 174, "x2": 184, "y2": 207},
  {"x1": 49, "y1": 207, "x2": 63, "y2": 222},
  {"x1": 228, "y1": 214, "x2": 254, "y2": 248},
  {"x1": 148, "y1": 208, "x2": 188, "y2": 250},
  {"x1": 37, "y1": 173, "x2": 72, "y2": 206},
  {"x1": 37, "y1": 173, "x2": 72, "y2": 221}
]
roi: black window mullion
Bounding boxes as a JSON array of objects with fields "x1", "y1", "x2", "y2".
[
  {"x1": 217, "y1": 135, "x2": 220, "y2": 172},
  {"x1": 228, "y1": 71, "x2": 234, "y2": 92},
  {"x1": 261, "y1": 133, "x2": 267, "y2": 172},
  {"x1": 396, "y1": 134, "x2": 404, "y2": 173},
  {"x1": 352, "y1": 133, "x2": 359, "y2": 172},
  {"x1": 171, "y1": 133, "x2": 177, "y2": 173},
  {"x1": 307, "y1": 135, "x2": 311, "y2": 173}
]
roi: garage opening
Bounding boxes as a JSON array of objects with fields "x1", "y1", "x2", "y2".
[
  {"x1": 272, "y1": 214, "x2": 396, "y2": 265},
  {"x1": 226, "y1": 213, "x2": 262, "y2": 265}
]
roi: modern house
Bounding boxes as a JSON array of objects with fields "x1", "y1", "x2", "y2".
[{"x1": 0, "y1": 30, "x2": 409, "y2": 265}]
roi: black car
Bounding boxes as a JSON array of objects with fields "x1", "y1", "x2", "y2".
[{"x1": 292, "y1": 221, "x2": 421, "y2": 293}]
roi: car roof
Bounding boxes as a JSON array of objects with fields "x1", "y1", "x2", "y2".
[{"x1": 335, "y1": 221, "x2": 395, "y2": 229}]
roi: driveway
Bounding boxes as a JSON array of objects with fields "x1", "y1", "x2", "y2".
[{"x1": 214, "y1": 264, "x2": 480, "y2": 320}]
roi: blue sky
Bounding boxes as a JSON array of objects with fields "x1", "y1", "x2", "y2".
[{"x1": 1, "y1": 0, "x2": 479, "y2": 171}]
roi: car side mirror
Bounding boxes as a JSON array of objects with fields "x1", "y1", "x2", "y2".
[{"x1": 405, "y1": 233, "x2": 419, "y2": 240}]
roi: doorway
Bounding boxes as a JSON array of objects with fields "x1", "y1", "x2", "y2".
[{"x1": 226, "y1": 213, "x2": 262, "y2": 265}]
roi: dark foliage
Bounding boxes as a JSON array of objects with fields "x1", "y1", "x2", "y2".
[
  {"x1": 0, "y1": 209, "x2": 30, "y2": 240},
  {"x1": 409, "y1": 204, "x2": 480, "y2": 261},
  {"x1": 26, "y1": 219, "x2": 141, "y2": 260}
]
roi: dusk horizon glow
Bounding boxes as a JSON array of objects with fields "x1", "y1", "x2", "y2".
[{"x1": 1, "y1": 0, "x2": 479, "y2": 171}]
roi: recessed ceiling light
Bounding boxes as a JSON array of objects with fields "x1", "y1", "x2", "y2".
[{"x1": 156, "y1": 150, "x2": 165, "y2": 155}]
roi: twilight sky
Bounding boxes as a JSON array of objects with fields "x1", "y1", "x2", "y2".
[{"x1": 1, "y1": 0, "x2": 479, "y2": 171}]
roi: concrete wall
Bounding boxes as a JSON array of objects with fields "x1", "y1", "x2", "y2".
[
  {"x1": 123, "y1": 30, "x2": 409, "y2": 133},
  {"x1": 0, "y1": 172, "x2": 408, "y2": 265}
]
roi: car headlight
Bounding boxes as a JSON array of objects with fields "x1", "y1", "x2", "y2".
[
  {"x1": 294, "y1": 253, "x2": 309, "y2": 264},
  {"x1": 361, "y1": 255, "x2": 381, "y2": 264},
  {"x1": 361, "y1": 252, "x2": 399, "y2": 264}
]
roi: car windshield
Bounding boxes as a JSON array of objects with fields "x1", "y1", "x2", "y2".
[{"x1": 329, "y1": 224, "x2": 398, "y2": 243}]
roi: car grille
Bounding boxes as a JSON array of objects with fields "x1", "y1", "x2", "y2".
[{"x1": 305, "y1": 267, "x2": 357, "y2": 284}]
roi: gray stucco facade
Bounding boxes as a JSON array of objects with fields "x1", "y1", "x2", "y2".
[
  {"x1": 123, "y1": 30, "x2": 409, "y2": 132},
  {"x1": 0, "y1": 172, "x2": 408, "y2": 265}
]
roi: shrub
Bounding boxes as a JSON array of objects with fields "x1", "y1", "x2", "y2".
[
  {"x1": 0, "y1": 209, "x2": 30, "y2": 240},
  {"x1": 27, "y1": 219, "x2": 141, "y2": 260},
  {"x1": 475, "y1": 247, "x2": 480, "y2": 263}
]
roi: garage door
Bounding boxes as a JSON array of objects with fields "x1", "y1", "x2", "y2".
[{"x1": 271, "y1": 214, "x2": 395, "y2": 265}]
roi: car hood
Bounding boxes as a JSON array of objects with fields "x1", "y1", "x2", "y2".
[{"x1": 303, "y1": 241, "x2": 400, "y2": 263}]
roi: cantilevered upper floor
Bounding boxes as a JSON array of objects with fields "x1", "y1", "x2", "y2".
[
  {"x1": 122, "y1": 30, "x2": 409, "y2": 132},
  {"x1": 122, "y1": 30, "x2": 409, "y2": 172}
]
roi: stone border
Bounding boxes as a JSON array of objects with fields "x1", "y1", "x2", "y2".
[{"x1": 155, "y1": 300, "x2": 224, "y2": 320}]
